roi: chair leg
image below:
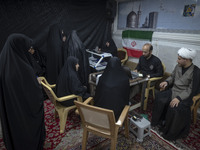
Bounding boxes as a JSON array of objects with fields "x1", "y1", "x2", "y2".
[
  {"x1": 193, "y1": 100, "x2": 200, "y2": 124},
  {"x1": 58, "y1": 109, "x2": 69, "y2": 134},
  {"x1": 193, "y1": 107, "x2": 197, "y2": 124},
  {"x1": 124, "y1": 116, "x2": 129, "y2": 138},
  {"x1": 152, "y1": 87, "x2": 155, "y2": 99},
  {"x1": 82, "y1": 127, "x2": 88, "y2": 150},
  {"x1": 54, "y1": 110, "x2": 58, "y2": 119},
  {"x1": 110, "y1": 136, "x2": 117, "y2": 150}
]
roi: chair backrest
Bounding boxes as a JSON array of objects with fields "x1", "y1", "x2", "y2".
[
  {"x1": 191, "y1": 93, "x2": 200, "y2": 110},
  {"x1": 74, "y1": 101, "x2": 116, "y2": 136},
  {"x1": 40, "y1": 81, "x2": 58, "y2": 105},
  {"x1": 38, "y1": 76, "x2": 56, "y2": 88},
  {"x1": 117, "y1": 48, "x2": 128, "y2": 65}
]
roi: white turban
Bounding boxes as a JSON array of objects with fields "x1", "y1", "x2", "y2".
[{"x1": 177, "y1": 47, "x2": 197, "y2": 60}]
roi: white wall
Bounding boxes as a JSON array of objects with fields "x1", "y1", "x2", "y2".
[{"x1": 152, "y1": 32, "x2": 200, "y2": 73}]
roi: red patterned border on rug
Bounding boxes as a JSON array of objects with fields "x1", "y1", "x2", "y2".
[{"x1": 150, "y1": 129, "x2": 179, "y2": 150}]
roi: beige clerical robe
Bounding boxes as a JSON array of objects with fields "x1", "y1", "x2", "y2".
[{"x1": 166, "y1": 64, "x2": 194, "y2": 100}]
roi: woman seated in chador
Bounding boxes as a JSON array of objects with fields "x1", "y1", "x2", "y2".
[
  {"x1": 94, "y1": 57, "x2": 130, "y2": 120},
  {"x1": 100, "y1": 37, "x2": 118, "y2": 57},
  {"x1": 56, "y1": 56, "x2": 90, "y2": 106}
]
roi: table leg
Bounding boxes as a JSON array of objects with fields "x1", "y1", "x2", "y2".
[{"x1": 140, "y1": 81, "x2": 147, "y2": 110}]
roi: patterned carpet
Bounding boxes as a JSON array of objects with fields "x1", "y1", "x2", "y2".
[
  {"x1": 54, "y1": 126, "x2": 181, "y2": 150},
  {"x1": 0, "y1": 97, "x2": 199, "y2": 150},
  {"x1": 131, "y1": 94, "x2": 200, "y2": 150},
  {"x1": 45, "y1": 96, "x2": 200, "y2": 150}
]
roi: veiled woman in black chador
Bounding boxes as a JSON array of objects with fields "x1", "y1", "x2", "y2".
[
  {"x1": 100, "y1": 37, "x2": 118, "y2": 57},
  {"x1": 0, "y1": 33, "x2": 45, "y2": 150},
  {"x1": 94, "y1": 57, "x2": 130, "y2": 120},
  {"x1": 64, "y1": 30, "x2": 90, "y2": 87},
  {"x1": 56, "y1": 56, "x2": 90, "y2": 107},
  {"x1": 46, "y1": 23, "x2": 67, "y2": 84}
]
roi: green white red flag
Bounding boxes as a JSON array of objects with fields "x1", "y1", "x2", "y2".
[{"x1": 122, "y1": 30, "x2": 153, "y2": 58}]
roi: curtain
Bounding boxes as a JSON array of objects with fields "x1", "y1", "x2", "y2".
[{"x1": 0, "y1": 0, "x2": 115, "y2": 57}]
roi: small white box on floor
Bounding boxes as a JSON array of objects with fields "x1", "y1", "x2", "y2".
[{"x1": 129, "y1": 117, "x2": 151, "y2": 142}]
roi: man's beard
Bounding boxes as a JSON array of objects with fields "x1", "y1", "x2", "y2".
[{"x1": 144, "y1": 54, "x2": 151, "y2": 59}]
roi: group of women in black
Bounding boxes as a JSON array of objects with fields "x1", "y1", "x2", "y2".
[{"x1": 0, "y1": 25, "x2": 123, "y2": 149}]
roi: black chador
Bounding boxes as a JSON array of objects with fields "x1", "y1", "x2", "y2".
[
  {"x1": 46, "y1": 23, "x2": 66, "y2": 84},
  {"x1": 94, "y1": 57, "x2": 130, "y2": 120},
  {"x1": 65, "y1": 30, "x2": 90, "y2": 87},
  {"x1": 56, "y1": 56, "x2": 90, "y2": 106},
  {"x1": 0, "y1": 33, "x2": 45, "y2": 150}
]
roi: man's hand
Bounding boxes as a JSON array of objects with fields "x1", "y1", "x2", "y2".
[
  {"x1": 170, "y1": 98, "x2": 180, "y2": 108},
  {"x1": 160, "y1": 81, "x2": 168, "y2": 90}
]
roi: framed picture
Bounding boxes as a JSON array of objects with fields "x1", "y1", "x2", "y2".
[
  {"x1": 117, "y1": 0, "x2": 200, "y2": 31},
  {"x1": 183, "y1": 4, "x2": 196, "y2": 17}
]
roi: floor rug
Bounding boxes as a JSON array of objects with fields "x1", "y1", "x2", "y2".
[
  {"x1": 55, "y1": 126, "x2": 181, "y2": 150},
  {"x1": 0, "y1": 97, "x2": 199, "y2": 150}
]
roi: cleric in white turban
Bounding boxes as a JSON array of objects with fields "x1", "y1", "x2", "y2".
[
  {"x1": 151, "y1": 46, "x2": 200, "y2": 141},
  {"x1": 178, "y1": 47, "x2": 197, "y2": 60}
]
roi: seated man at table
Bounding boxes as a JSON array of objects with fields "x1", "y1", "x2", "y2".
[
  {"x1": 130, "y1": 43, "x2": 163, "y2": 100},
  {"x1": 151, "y1": 47, "x2": 200, "y2": 141}
]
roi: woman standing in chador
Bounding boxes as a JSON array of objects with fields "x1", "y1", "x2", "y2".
[{"x1": 0, "y1": 33, "x2": 45, "y2": 150}]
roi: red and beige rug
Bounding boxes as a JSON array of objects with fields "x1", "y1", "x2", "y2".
[{"x1": 0, "y1": 98, "x2": 199, "y2": 150}]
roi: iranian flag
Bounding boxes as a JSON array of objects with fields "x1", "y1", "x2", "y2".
[{"x1": 122, "y1": 30, "x2": 153, "y2": 58}]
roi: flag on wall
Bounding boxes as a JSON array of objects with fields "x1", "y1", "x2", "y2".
[{"x1": 122, "y1": 30, "x2": 153, "y2": 58}]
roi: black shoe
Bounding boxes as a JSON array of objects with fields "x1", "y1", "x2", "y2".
[
  {"x1": 151, "y1": 122, "x2": 158, "y2": 127},
  {"x1": 158, "y1": 126, "x2": 165, "y2": 133}
]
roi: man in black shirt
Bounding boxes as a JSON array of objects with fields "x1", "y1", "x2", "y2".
[
  {"x1": 130, "y1": 43, "x2": 163, "y2": 100},
  {"x1": 134, "y1": 43, "x2": 163, "y2": 78}
]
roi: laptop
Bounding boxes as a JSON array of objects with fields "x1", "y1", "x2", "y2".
[{"x1": 123, "y1": 66, "x2": 139, "y2": 79}]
